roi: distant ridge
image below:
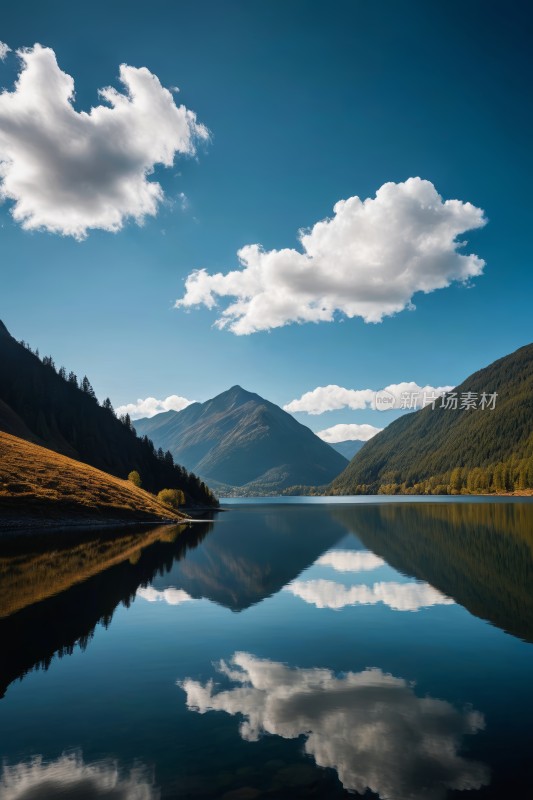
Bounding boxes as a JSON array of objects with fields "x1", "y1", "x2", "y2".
[
  {"x1": 134, "y1": 385, "x2": 348, "y2": 493},
  {"x1": 330, "y1": 440, "x2": 365, "y2": 461}
]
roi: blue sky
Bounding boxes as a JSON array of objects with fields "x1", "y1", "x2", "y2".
[{"x1": 1, "y1": 0, "x2": 532, "y2": 438}]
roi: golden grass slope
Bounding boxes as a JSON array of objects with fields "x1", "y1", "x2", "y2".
[{"x1": 0, "y1": 431, "x2": 186, "y2": 529}]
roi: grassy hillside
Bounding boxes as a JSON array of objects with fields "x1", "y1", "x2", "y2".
[
  {"x1": 0, "y1": 431, "x2": 188, "y2": 530},
  {"x1": 331, "y1": 343, "x2": 533, "y2": 495},
  {"x1": 0, "y1": 322, "x2": 217, "y2": 506}
]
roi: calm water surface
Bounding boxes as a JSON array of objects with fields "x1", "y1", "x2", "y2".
[{"x1": 1, "y1": 499, "x2": 532, "y2": 799}]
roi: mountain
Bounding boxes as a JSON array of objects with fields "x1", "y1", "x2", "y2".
[
  {"x1": 134, "y1": 385, "x2": 348, "y2": 493},
  {"x1": 0, "y1": 431, "x2": 186, "y2": 532},
  {"x1": 331, "y1": 344, "x2": 533, "y2": 494},
  {"x1": 330, "y1": 440, "x2": 365, "y2": 460},
  {"x1": 0, "y1": 322, "x2": 217, "y2": 506}
]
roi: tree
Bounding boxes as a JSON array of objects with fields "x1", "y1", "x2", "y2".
[
  {"x1": 128, "y1": 470, "x2": 142, "y2": 488},
  {"x1": 450, "y1": 467, "x2": 464, "y2": 493},
  {"x1": 102, "y1": 397, "x2": 114, "y2": 413},
  {"x1": 42, "y1": 355, "x2": 56, "y2": 370},
  {"x1": 157, "y1": 488, "x2": 185, "y2": 510},
  {"x1": 68, "y1": 371, "x2": 78, "y2": 388},
  {"x1": 81, "y1": 375, "x2": 97, "y2": 399}
]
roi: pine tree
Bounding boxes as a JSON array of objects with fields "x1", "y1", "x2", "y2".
[{"x1": 81, "y1": 376, "x2": 97, "y2": 399}]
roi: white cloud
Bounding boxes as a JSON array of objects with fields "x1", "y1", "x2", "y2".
[
  {"x1": 0, "y1": 44, "x2": 208, "y2": 239},
  {"x1": 117, "y1": 394, "x2": 195, "y2": 420},
  {"x1": 175, "y1": 178, "x2": 486, "y2": 334},
  {"x1": 317, "y1": 423, "x2": 382, "y2": 443},
  {"x1": 0, "y1": 752, "x2": 158, "y2": 799},
  {"x1": 317, "y1": 550, "x2": 385, "y2": 572},
  {"x1": 136, "y1": 586, "x2": 193, "y2": 606},
  {"x1": 180, "y1": 653, "x2": 488, "y2": 800},
  {"x1": 284, "y1": 381, "x2": 453, "y2": 414},
  {"x1": 0, "y1": 42, "x2": 11, "y2": 61},
  {"x1": 286, "y1": 578, "x2": 454, "y2": 612}
]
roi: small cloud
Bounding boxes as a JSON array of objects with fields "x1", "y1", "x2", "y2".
[
  {"x1": 0, "y1": 42, "x2": 11, "y2": 61},
  {"x1": 0, "y1": 751, "x2": 159, "y2": 799},
  {"x1": 178, "y1": 191, "x2": 189, "y2": 211},
  {"x1": 137, "y1": 586, "x2": 193, "y2": 606},
  {"x1": 317, "y1": 550, "x2": 385, "y2": 573},
  {"x1": 286, "y1": 578, "x2": 455, "y2": 612},
  {"x1": 116, "y1": 394, "x2": 195, "y2": 420},
  {"x1": 0, "y1": 44, "x2": 209, "y2": 239},
  {"x1": 285, "y1": 382, "x2": 453, "y2": 415},
  {"x1": 175, "y1": 178, "x2": 486, "y2": 334},
  {"x1": 317, "y1": 423, "x2": 383, "y2": 443}
]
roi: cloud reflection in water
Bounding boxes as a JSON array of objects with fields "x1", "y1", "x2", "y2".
[
  {"x1": 0, "y1": 752, "x2": 159, "y2": 799},
  {"x1": 286, "y1": 578, "x2": 454, "y2": 611},
  {"x1": 180, "y1": 652, "x2": 488, "y2": 800}
]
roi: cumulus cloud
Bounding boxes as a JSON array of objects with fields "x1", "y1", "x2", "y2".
[
  {"x1": 175, "y1": 178, "x2": 486, "y2": 334},
  {"x1": 0, "y1": 44, "x2": 208, "y2": 238},
  {"x1": 0, "y1": 752, "x2": 159, "y2": 799},
  {"x1": 286, "y1": 578, "x2": 454, "y2": 612},
  {"x1": 136, "y1": 586, "x2": 193, "y2": 606},
  {"x1": 180, "y1": 653, "x2": 488, "y2": 800},
  {"x1": 0, "y1": 42, "x2": 10, "y2": 61},
  {"x1": 284, "y1": 381, "x2": 453, "y2": 414},
  {"x1": 316, "y1": 550, "x2": 385, "y2": 573},
  {"x1": 317, "y1": 423, "x2": 382, "y2": 443},
  {"x1": 117, "y1": 394, "x2": 195, "y2": 420}
]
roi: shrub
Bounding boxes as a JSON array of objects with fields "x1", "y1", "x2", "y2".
[
  {"x1": 157, "y1": 488, "x2": 185, "y2": 509},
  {"x1": 128, "y1": 470, "x2": 142, "y2": 488}
]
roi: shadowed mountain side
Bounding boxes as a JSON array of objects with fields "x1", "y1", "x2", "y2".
[
  {"x1": 0, "y1": 322, "x2": 216, "y2": 505},
  {"x1": 134, "y1": 386, "x2": 348, "y2": 492},
  {"x1": 0, "y1": 522, "x2": 212, "y2": 698},
  {"x1": 150, "y1": 504, "x2": 349, "y2": 610},
  {"x1": 330, "y1": 502, "x2": 533, "y2": 643}
]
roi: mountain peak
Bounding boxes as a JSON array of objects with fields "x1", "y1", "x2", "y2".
[
  {"x1": 227, "y1": 384, "x2": 250, "y2": 396},
  {"x1": 0, "y1": 321, "x2": 11, "y2": 338},
  {"x1": 219, "y1": 385, "x2": 260, "y2": 406}
]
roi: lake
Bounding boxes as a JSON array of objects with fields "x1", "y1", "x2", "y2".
[{"x1": 1, "y1": 498, "x2": 533, "y2": 799}]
